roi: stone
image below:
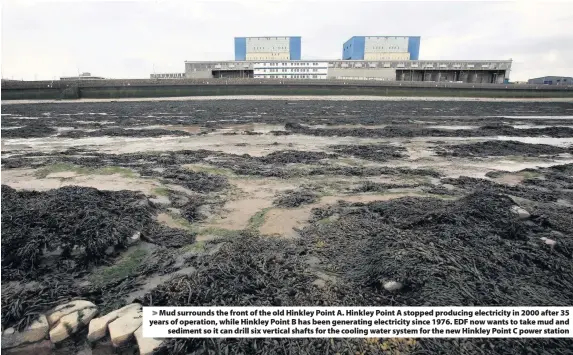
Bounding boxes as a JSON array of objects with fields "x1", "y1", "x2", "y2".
[
  {"x1": 3, "y1": 339, "x2": 53, "y2": 355},
  {"x1": 108, "y1": 308, "x2": 143, "y2": 347},
  {"x1": 511, "y1": 206, "x2": 530, "y2": 220},
  {"x1": 540, "y1": 237, "x2": 557, "y2": 248},
  {"x1": 49, "y1": 308, "x2": 98, "y2": 344},
  {"x1": 1, "y1": 315, "x2": 49, "y2": 349},
  {"x1": 149, "y1": 195, "x2": 171, "y2": 207},
  {"x1": 88, "y1": 303, "x2": 142, "y2": 342},
  {"x1": 383, "y1": 281, "x2": 403, "y2": 292},
  {"x1": 131, "y1": 231, "x2": 141, "y2": 241},
  {"x1": 312, "y1": 279, "x2": 327, "y2": 289},
  {"x1": 46, "y1": 300, "x2": 96, "y2": 326},
  {"x1": 134, "y1": 326, "x2": 164, "y2": 355}
]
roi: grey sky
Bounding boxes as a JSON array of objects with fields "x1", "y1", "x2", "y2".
[{"x1": 2, "y1": 0, "x2": 572, "y2": 81}]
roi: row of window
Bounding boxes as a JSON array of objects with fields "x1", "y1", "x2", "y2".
[
  {"x1": 266, "y1": 62, "x2": 320, "y2": 66},
  {"x1": 251, "y1": 47, "x2": 287, "y2": 51},
  {"x1": 263, "y1": 68, "x2": 320, "y2": 72},
  {"x1": 370, "y1": 46, "x2": 402, "y2": 50},
  {"x1": 257, "y1": 75, "x2": 322, "y2": 79}
]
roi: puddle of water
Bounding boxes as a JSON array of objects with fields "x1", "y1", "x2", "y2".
[
  {"x1": 500, "y1": 116, "x2": 573, "y2": 120},
  {"x1": 496, "y1": 136, "x2": 573, "y2": 147},
  {"x1": 513, "y1": 125, "x2": 573, "y2": 129},
  {"x1": 427, "y1": 125, "x2": 478, "y2": 130}
]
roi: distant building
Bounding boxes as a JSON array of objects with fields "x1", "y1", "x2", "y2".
[
  {"x1": 60, "y1": 72, "x2": 105, "y2": 80},
  {"x1": 527, "y1": 76, "x2": 573, "y2": 85},
  {"x1": 234, "y1": 36, "x2": 301, "y2": 61},
  {"x1": 185, "y1": 59, "x2": 511, "y2": 83},
  {"x1": 150, "y1": 73, "x2": 185, "y2": 79},
  {"x1": 253, "y1": 61, "x2": 328, "y2": 79},
  {"x1": 343, "y1": 36, "x2": 421, "y2": 60}
]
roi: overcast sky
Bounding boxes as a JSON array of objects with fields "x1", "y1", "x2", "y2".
[{"x1": 2, "y1": 0, "x2": 572, "y2": 81}]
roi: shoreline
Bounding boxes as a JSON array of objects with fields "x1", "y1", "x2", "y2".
[{"x1": 3, "y1": 95, "x2": 573, "y2": 105}]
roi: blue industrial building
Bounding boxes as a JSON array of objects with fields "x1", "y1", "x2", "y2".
[
  {"x1": 234, "y1": 36, "x2": 301, "y2": 61},
  {"x1": 343, "y1": 36, "x2": 421, "y2": 60}
]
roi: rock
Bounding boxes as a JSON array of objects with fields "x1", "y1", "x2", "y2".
[
  {"x1": 46, "y1": 300, "x2": 97, "y2": 326},
  {"x1": 134, "y1": 326, "x2": 164, "y2": 355},
  {"x1": 1, "y1": 315, "x2": 49, "y2": 349},
  {"x1": 383, "y1": 281, "x2": 403, "y2": 292},
  {"x1": 540, "y1": 237, "x2": 557, "y2": 248},
  {"x1": 511, "y1": 206, "x2": 530, "y2": 220},
  {"x1": 49, "y1": 308, "x2": 98, "y2": 343},
  {"x1": 149, "y1": 195, "x2": 171, "y2": 207},
  {"x1": 312, "y1": 279, "x2": 327, "y2": 289},
  {"x1": 3, "y1": 339, "x2": 53, "y2": 355},
  {"x1": 88, "y1": 303, "x2": 142, "y2": 342},
  {"x1": 108, "y1": 308, "x2": 143, "y2": 347}
]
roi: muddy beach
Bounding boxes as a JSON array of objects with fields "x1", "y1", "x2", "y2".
[{"x1": 1, "y1": 98, "x2": 573, "y2": 355}]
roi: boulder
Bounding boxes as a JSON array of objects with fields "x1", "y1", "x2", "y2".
[
  {"x1": 149, "y1": 195, "x2": 171, "y2": 207},
  {"x1": 108, "y1": 308, "x2": 143, "y2": 347},
  {"x1": 511, "y1": 206, "x2": 530, "y2": 220},
  {"x1": 383, "y1": 280, "x2": 403, "y2": 292},
  {"x1": 88, "y1": 303, "x2": 142, "y2": 342},
  {"x1": 540, "y1": 237, "x2": 557, "y2": 248},
  {"x1": 1, "y1": 315, "x2": 49, "y2": 349},
  {"x1": 134, "y1": 326, "x2": 164, "y2": 355},
  {"x1": 49, "y1": 308, "x2": 98, "y2": 343},
  {"x1": 46, "y1": 300, "x2": 96, "y2": 326},
  {"x1": 3, "y1": 339, "x2": 53, "y2": 355}
]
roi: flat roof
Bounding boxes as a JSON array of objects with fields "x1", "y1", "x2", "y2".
[
  {"x1": 185, "y1": 59, "x2": 512, "y2": 64},
  {"x1": 234, "y1": 36, "x2": 301, "y2": 38}
]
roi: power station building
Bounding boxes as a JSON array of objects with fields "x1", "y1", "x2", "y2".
[
  {"x1": 234, "y1": 36, "x2": 301, "y2": 61},
  {"x1": 185, "y1": 60, "x2": 511, "y2": 83},
  {"x1": 343, "y1": 36, "x2": 421, "y2": 60},
  {"x1": 169, "y1": 35, "x2": 512, "y2": 83}
]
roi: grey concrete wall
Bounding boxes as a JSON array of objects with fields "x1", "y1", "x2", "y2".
[
  {"x1": 327, "y1": 68, "x2": 396, "y2": 80},
  {"x1": 3, "y1": 78, "x2": 572, "y2": 91},
  {"x1": 185, "y1": 70, "x2": 213, "y2": 79}
]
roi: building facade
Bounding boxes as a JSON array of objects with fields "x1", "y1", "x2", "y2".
[
  {"x1": 343, "y1": 36, "x2": 421, "y2": 61},
  {"x1": 234, "y1": 36, "x2": 301, "y2": 61},
  {"x1": 185, "y1": 59, "x2": 511, "y2": 83},
  {"x1": 253, "y1": 61, "x2": 328, "y2": 79},
  {"x1": 150, "y1": 73, "x2": 185, "y2": 79},
  {"x1": 527, "y1": 76, "x2": 573, "y2": 85}
]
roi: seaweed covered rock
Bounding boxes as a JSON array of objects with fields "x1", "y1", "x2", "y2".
[
  {"x1": 1, "y1": 185, "x2": 154, "y2": 276},
  {"x1": 436, "y1": 140, "x2": 567, "y2": 157},
  {"x1": 59, "y1": 128, "x2": 191, "y2": 139},
  {"x1": 141, "y1": 233, "x2": 371, "y2": 355},
  {"x1": 330, "y1": 144, "x2": 407, "y2": 162},
  {"x1": 300, "y1": 191, "x2": 572, "y2": 308},
  {"x1": 273, "y1": 188, "x2": 318, "y2": 208},
  {"x1": 258, "y1": 150, "x2": 335, "y2": 164},
  {"x1": 161, "y1": 168, "x2": 229, "y2": 193},
  {"x1": 1, "y1": 122, "x2": 57, "y2": 138}
]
